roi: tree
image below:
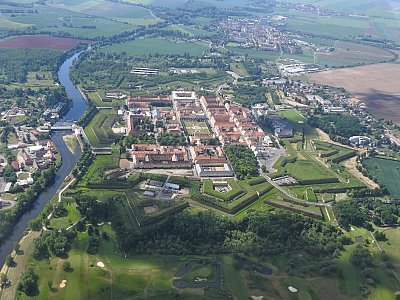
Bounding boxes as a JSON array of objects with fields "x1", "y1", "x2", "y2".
[
  {"x1": 381, "y1": 209, "x2": 397, "y2": 224},
  {"x1": 350, "y1": 245, "x2": 373, "y2": 269},
  {"x1": 395, "y1": 291, "x2": 400, "y2": 300},
  {"x1": 5, "y1": 255, "x2": 14, "y2": 267},
  {"x1": 14, "y1": 242, "x2": 21, "y2": 254},
  {"x1": 63, "y1": 261, "x2": 72, "y2": 272},
  {"x1": 374, "y1": 231, "x2": 387, "y2": 241},
  {"x1": 333, "y1": 199, "x2": 367, "y2": 229},
  {"x1": 18, "y1": 267, "x2": 39, "y2": 296}
]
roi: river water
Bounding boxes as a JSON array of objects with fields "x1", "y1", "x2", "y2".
[{"x1": 0, "y1": 51, "x2": 87, "y2": 265}]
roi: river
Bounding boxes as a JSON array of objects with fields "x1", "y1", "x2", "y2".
[{"x1": 0, "y1": 51, "x2": 88, "y2": 265}]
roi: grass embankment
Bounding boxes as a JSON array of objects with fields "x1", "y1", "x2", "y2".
[{"x1": 84, "y1": 109, "x2": 120, "y2": 148}]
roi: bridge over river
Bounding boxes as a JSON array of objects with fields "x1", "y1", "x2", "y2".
[{"x1": 51, "y1": 121, "x2": 75, "y2": 131}]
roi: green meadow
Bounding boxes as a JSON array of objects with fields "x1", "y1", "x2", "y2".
[{"x1": 101, "y1": 38, "x2": 208, "y2": 56}]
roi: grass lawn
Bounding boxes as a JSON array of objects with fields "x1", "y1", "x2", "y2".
[
  {"x1": 101, "y1": 37, "x2": 208, "y2": 57},
  {"x1": 364, "y1": 157, "x2": 400, "y2": 198},
  {"x1": 284, "y1": 159, "x2": 337, "y2": 182},
  {"x1": 203, "y1": 178, "x2": 243, "y2": 202},
  {"x1": 181, "y1": 262, "x2": 216, "y2": 282},
  {"x1": 279, "y1": 109, "x2": 317, "y2": 137},
  {"x1": 49, "y1": 198, "x2": 82, "y2": 230},
  {"x1": 79, "y1": 150, "x2": 119, "y2": 186},
  {"x1": 183, "y1": 120, "x2": 211, "y2": 135},
  {"x1": 84, "y1": 109, "x2": 120, "y2": 147}
]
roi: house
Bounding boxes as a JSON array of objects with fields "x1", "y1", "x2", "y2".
[
  {"x1": 190, "y1": 145, "x2": 235, "y2": 177},
  {"x1": 349, "y1": 136, "x2": 371, "y2": 146},
  {"x1": 131, "y1": 144, "x2": 191, "y2": 169},
  {"x1": 0, "y1": 178, "x2": 11, "y2": 193},
  {"x1": 10, "y1": 161, "x2": 19, "y2": 171},
  {"x1": 164, "y1": 183, "x2": 180, "y2": 190}
]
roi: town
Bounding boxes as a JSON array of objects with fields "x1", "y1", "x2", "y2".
[{"x1": 1, "y1": 0, "x2": 400, "y2": 299}]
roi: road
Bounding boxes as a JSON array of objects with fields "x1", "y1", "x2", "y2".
[{"x1": 260, "y1": 171, "x2": 332, "y2": 207}]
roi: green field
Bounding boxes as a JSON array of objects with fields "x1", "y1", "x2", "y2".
[
  {"x1": 183, "y1": 120, "x2": 211, "y2": 135},
  {"x1": 203, "y1": 178, "x2": 243, "y2": 201},
  {"x1": 3, "y1": 5, "x2": 134, "y2": 39},
  {"x1": 364, "y1": 157, "x2": 400, "y2": 198},
  {"x1": 166, "y1": 24, "x2": 213, "y2": 37},
  {"x1": 281, "y1": 8, "x2": 400, "y2": 44},
  {"x1": 84, "y1": 109, "x2": 120, "y2": 147},
  {"x1": 181, "y1": 262, "x2": 217, "y2": 282},
  {"x1": 101, "y1": 38, "x2": 208, "y2": 56},
  {"x1": 49, "y1": 0, "x2": 160, "y2": 25},
  {"x1": 79, "y1": 151, "x2": 120, "y2": 186},
  {"x1": 279, "y1": 109, "x2": 317, "y2": 137}
]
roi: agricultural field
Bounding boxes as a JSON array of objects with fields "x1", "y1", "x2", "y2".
[
  {"x1": 100, "y1": 38, "x2": 208, "y2": 57},
  {"x1": 165, "y1": 25, "x2": 214, "y2": 37},
  {"x1": 281, "y1": 8, "x2": 400, "y2": 43},
  {"x1": 48, "y1": 0, "x2": 160, "y2": 26},
  {"x1": 316, "y1": 40, "x2": 395, "y2": 67},
  {"x1": 0, "y1": 35, "x2": 92, "y2": 50},
  {"x1": 363, "y1": 157, "x2": 400, "y2": 198},
  {"x1": 0, "y1": 4, "x2": 134, "y2": 39},
  {"x1": 309, "y1": 63, "x2": 400, "y2": 125},
  {"x1": 228, "y1": 39, "x2": 394, "y2": 67},
  {"x1": 182, "y1": 120, "x2": 211, "y2": 135}
]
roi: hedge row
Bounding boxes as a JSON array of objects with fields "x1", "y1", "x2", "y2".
[
  {"x1": 298, "y1": 177, "x2": 339, "y2": 185},
  {"x1": 320, "y1": 150, "x2": 339, "y2": 158},
  {"x1": 329, "y1": 151, "x2": 357, "y2": 163},
  {"x1": 245, "y1": 177, "x2": 267, "y2": 186},
  {"x1": 280, "y1": 156, "x2": 297, "y2": 167},
  {"x1": 138, "y1": 202, "x2": 189, "y2": 227},
  {"x1": 266, "y1": 200, "x2": 323, "y2": 220}
]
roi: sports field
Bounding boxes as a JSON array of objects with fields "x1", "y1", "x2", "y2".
[
  {"x1": 101, "y1": 38, "x2": 208, "y2": 56},
  {"x1": 364, "y1": 157, "x2": 400, "y2": 198},
  {"x1": 183, "y1": 120, "x2": 211, "y2": 135}
]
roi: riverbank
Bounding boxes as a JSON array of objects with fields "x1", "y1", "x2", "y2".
[
  {"x1": 0, "y1": 50, "x2": 87, "y2": 267},
  {"x1": 0, "y1": 231, "x2": 40, "y2": 300}
]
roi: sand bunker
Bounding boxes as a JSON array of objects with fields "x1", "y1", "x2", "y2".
[
  {"x1": 251, "y1": 296, "x2": 264, "y2": 300},
  {"x1": 59, "y1": 280, "x2": 67, "y2": 288},
  {"x1": 288, "y1": 286, "x2": 298, "y2": 293},
  {"x1": 97, "y1": 261, "x2": 105, "y2": 268}
]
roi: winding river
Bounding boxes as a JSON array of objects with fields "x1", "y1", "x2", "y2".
[{"x1": 0, "y1": 51, "x2": 88, "y2": 265}]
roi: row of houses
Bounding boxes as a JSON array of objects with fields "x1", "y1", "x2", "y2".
[{"x1": 200, "y1": 96, "x2": 271, "y2": 150}]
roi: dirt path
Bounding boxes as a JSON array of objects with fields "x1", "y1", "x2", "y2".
[
  {"x1": 343, "y1": 156, "x2": 379, "y2": 189},
  {"x1": 316, "y1": 128, "x2": 331, "y2": 142}
]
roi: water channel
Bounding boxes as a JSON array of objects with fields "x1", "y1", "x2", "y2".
[{"x1": 0, "y1": 51, "x2": 88, "y2": 265}]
